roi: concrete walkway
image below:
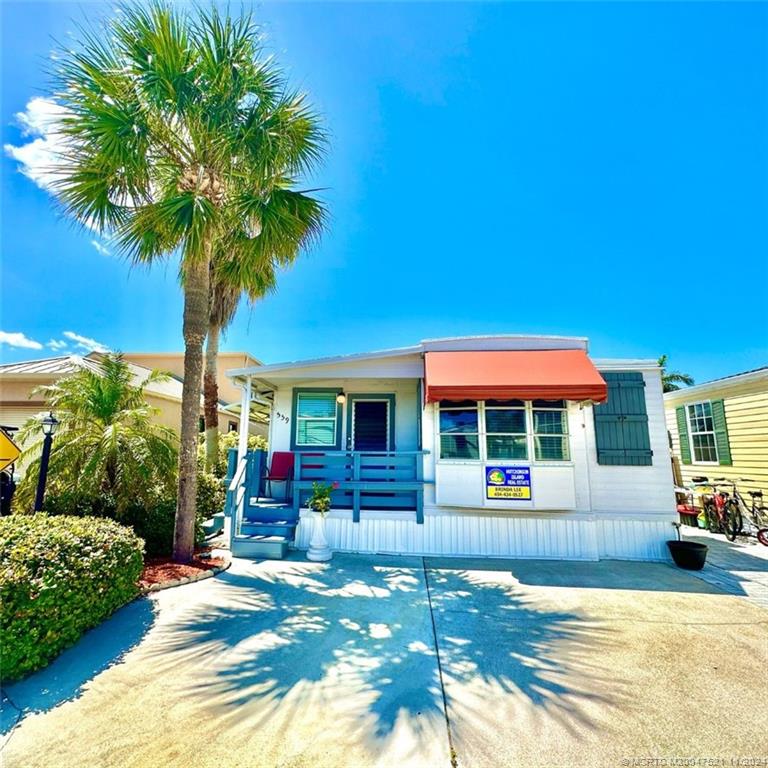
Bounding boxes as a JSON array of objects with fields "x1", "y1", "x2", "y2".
[
  {"x1": 681, "y1": 527, "x2": 768, "y2": 609},
  {"x1": 2, "y1": 554, "x2": 767, "y2": 768}
]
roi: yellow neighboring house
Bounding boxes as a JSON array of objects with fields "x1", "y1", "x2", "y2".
[
  {"x1": 664, "y1": 366, "x2": 768, "y2": 496},
  {"x1": 0, "y1": 351, "x2": 267, "y2": 476}
]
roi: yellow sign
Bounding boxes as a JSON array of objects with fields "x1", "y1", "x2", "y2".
[
  {"x1": 0, "y1": 429, "x2": 21, "y2": 472},
  {"x1": 487, "y1": 486, "x2": 531, "y2": 500}
]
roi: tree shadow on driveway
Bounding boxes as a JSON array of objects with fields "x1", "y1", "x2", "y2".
[{"x1": 142, "y1": 553, "x2": 623, "y2": 761}]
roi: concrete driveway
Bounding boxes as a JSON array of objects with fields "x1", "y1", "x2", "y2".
[{"x1": 2, "y1": 553, "x2": 767, "y2": 768}]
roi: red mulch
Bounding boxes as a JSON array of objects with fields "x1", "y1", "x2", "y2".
[{"x1": 139, "y1": 548, "x2": 227, "y2": 589}]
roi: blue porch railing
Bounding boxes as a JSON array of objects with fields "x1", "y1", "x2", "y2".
[{"x1": 293, "y1": 450, "x2": 429, "y2": 524}]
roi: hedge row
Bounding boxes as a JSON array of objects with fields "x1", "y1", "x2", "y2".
[
  {"x1": 0, "y1": 514, "x2": 144, "y2": 681},
  {"x1": 43, "y1": 470, "x2": 224, "y2": 557}
]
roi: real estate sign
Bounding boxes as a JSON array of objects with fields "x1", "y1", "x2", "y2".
[{"x1": 486, "y1": 466, "x2": 532, "y2": 500}]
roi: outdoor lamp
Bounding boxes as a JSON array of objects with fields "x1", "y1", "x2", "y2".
[
  {"x1": 41, "y1": 411, "x2": 59, "y2": 437},
  {"x1": 34, "y1": 411, "x2": 59, "y2": 512},
  {"x1": 336, "y1": 392, "x2": 346, "y2": 405}
]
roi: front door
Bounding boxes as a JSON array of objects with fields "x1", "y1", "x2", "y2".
[{"x1": 350, "y1": 398, "x2": 392, "y2": 451}]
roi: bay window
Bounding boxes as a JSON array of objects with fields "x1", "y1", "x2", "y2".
[
  {"x1": 485, "y1": 400, "x2": 527, "y2": 459},
  {"x1": 438, "y1": 401, "x2": 479, "y2": 459},
  {"x1": 438, "y1": 399, "x2": 570, "y2": 461},
  {"x1": 532, "y1": 400, "x2": 570, "y2": 461}
]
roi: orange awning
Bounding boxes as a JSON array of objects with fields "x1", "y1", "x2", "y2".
[{"x1": 424, "y1": 350, "x2": 608, "y2": 403}]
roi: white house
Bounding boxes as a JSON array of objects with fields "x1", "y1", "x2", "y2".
[{"x1": 226, "y1": 335, "x2": 675, "y2": 561}]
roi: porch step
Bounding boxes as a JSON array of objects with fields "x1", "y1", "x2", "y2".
[
  {"x1": 231, "y1": 534, "x2": 289, "y2": 560},
  {"x1": 202, "y1": 512, "x2": 225, "y2": 537},
  {"x1": 243, "y1": 502, "x2": 299, "y2": 525},
  {"x1": 239, "y1": 520, "x2": 298, "y2": 537}
]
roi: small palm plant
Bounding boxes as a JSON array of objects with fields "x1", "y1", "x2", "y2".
[
  {"x1": 49, "y1": 3, "x2": 326, "y2": 560},
  {"x1": 16, "y1": 354, "x2": 178, "y2": 515},
  {"x1": 658, "y1": 354, "x2": 695, "y2": 393}
]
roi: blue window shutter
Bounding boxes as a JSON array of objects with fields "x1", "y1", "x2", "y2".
[
  {"x1": 711, "y1": 399, "x2": 732, "y2": 466},
  {"x1": 676, "y1": 406, "x2": 692, "y2": 465},
  {"x1": 594, "y1": 372, "x2": 653, "y2": 466}
]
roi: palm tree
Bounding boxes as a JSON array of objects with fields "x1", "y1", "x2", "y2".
[
  {"x1": 658, "y1": 354, "x2": 695, "y2": 392},
  {"x1": 16, "y1": 354, "x2": 177, "y2": 514},
  {"x1": 203, "y1": 185, "x2": 325, "y2": 469},
  {"x1": 50, "y1": 3, "x2": 326, "y2": 561}
]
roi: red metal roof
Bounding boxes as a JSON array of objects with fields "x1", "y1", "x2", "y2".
[{"x1": 424, "y1": 350, "x2": 608, "y2": 403}]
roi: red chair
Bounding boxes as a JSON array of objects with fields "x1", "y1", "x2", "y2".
[{"x1": 261, "y1": 451, "x2": 295, "y2": 502}]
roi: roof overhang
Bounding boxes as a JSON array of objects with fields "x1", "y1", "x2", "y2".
[{"x1": 424, "y1": 350, "x2": 608, "y2": 403}]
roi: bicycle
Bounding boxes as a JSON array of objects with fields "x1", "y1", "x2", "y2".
[
  {"x1": 723, "y1": 477, "x2": 768, "y2": 547},
  {"x1": 691, "y1": 476, "x2": 742, "y2": 542}
]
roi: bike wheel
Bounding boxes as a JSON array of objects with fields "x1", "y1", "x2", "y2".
[
  {"x1": 757, "y1": 528, "x2": 768, "y2": 547},
  {"x1": 704, "y1": 502, "x2": 720, "y2": 533},
  {"x1": 724, "y1": 502, "x2": 741, "y2": 542}
]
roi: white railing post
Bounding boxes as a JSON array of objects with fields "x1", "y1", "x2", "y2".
[{"x1": 237, "y1": 376, "x2": 252, "y2": 464}]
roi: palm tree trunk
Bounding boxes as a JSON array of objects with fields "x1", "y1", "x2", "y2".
[
  {"x1": 173, "y1": 249, "x2": 211, "y2": 563},
  {"x1": 203, "y1": 322, "x2": 220, "y2": 470}
]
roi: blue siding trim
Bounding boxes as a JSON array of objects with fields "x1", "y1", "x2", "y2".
[{"x1": 290, "y1": 387, "x2": 343, "y2": 452}]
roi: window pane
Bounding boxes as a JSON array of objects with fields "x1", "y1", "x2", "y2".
[
  {"x1": 692, "y1": 433, "x2": 717, "y2": 463},
  {"x1": 297, "y1": 419, "x2": 336, "y2": 446},
  {"x1": 439, "y1": 409, "x2": 478, "y2": 434},
  {"x1": 297, "y1": 392, "x2": 336, "y2": 419},
  {"x1": 486, "y1": 435, "x2": 528, "y2": 459},
  {"x1": 533, "y1": 410, "x2": 567, "y2": 435},
  {"x1": 532, "y1": 399, "x2": 566, "y2": 409},
  {"x1": 440, "y1": 434, "x2": 479, "y2": 459},
  {"x1": 485, "y1": 409, "x2": 526, "y2": 434},
  {"x1": 440, "y1": 400, "x2": 478, "y2": 408},
  {"x1": 535, "y1": 436, "x2": 569, "y2": 461},
  {"x1": 485, "y1": 399, "x2": 525, "y2": 407}
]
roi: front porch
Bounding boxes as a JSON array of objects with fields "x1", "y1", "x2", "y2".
[
  {"x1": 292, "y1": 449, "x2": 428, "y2": 522},
  {"x1": 225, "y1": 448, "x2": 429, "y2": 559}
]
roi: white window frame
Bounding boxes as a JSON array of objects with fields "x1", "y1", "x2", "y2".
[
  {"x1": 436, "y1": 400, "x2": 572, "y2": 464},
  {"x1": 295, "y1": 392, "x2": 338, "y2": 448},
  {"x1": 484, "y1": 401, "x2": 528, "y2": 461},
  {"x1": 685, "y1": 400, "x2": 719, "y2": 465},
  {"x1": 437, "y1": 401, "x2": 481, "y2": 461}
]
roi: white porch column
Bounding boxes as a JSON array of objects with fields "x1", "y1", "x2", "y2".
[{"x1": 237, "y1": 376, "x2": 252, "y2": 463}]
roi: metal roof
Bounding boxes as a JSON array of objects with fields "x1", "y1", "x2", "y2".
[{"x1": 0, "y1": 354, "x2": 195, "y2": 404}]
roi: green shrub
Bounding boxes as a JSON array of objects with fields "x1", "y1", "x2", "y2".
[
  {"x1": 0, "y1": 514, "x2": 144, "y2": 681},
  {"x1": 40, "y1": 475, "x2": 220, "y2": 558},
  {"x1": 201, "y1": 431, "x2": 268, "y2": 478}
]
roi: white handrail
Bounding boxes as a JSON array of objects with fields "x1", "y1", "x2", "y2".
[{"x1": 228, "y1": 457, "x2": 248, "y2": 493}]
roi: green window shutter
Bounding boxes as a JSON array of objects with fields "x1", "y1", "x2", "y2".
[
  {"x1": 675, "y1": 406, "x2": 692, "y2": 465},
  {"x1": 594, "y1": 372, "x2": 653, "y2": 466},
  {"x1": 711, "y1": 399, "x2": 732, "y2": 466}
]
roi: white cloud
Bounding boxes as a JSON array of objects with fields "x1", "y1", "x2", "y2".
[
  {"x1": 4, "y1": 97, "x2": 70, "y2": 192},
  {"x1": 47, "y1": 339, "x2": 68, "y2": 351},
  {"x1": 90, "y1": 239, "x2": 111, "y2": 257},
  {"x1": 0, "y1": 331, "x2": 43, "y2": 350},
  {"x1": 62, "y1": 331, "x2": 111, "y2": 354}
]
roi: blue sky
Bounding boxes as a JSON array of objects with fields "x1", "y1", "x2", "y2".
[{"x1": 2, "y1": 2, "x2": 766, "y2": 382}]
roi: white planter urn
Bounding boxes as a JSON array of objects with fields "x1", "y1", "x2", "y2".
[{"x1": 306, "y1": 511, "x2": 332, "y2": 562}]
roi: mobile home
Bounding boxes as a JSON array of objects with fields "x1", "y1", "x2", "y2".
[{"x1": 227, "y1": 335, "x2": 675, "y2": 561}]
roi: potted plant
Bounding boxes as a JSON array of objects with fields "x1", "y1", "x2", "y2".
[
  {"x1": 667, "y1": 523, "x2": 708, "y2": 570},
  {"x1": 306, "y1": 480, "x2": 338, "y2": 562}
]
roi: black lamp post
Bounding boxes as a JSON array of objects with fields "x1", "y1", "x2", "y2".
[{"x1": 34, "y1": 411, "x2": 59, "y2": 512}]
